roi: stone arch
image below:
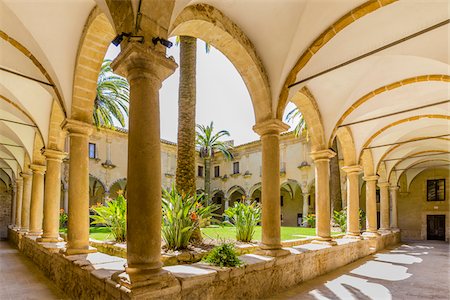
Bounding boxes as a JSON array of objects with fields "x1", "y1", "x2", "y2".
[
  {"x1": 407, "y1": 167, "x2": 450, "y2": 192},
  {"x1": 276, "y1": 0, "x2": 397, "y2": 118},
  {"x1": 329, "y1": 75, "x2": 450, "y2": 140},
  {"x1": 360, "y1": 149, "x2": 375, "y2": 176},
  {"x1": 169, "y1": 3, "x2": 271, "y2": 122},
  {"x1": 361, "y1": 115, "x2": 450, "y2": 154},
  {"x1": 387, "y1": 150, "x2": 450, "y2": 183},
  {"x1": 248, "y1": 183, "x2": 262, "y2": 198},
  {"x1": 393, "y1": 158, "x2": 450, "y2": 186},
  {"x1": 289, "y1": 87, "x2": 326, "y2": 151},
  {"x1": 89, "y1": 174, "x2": 107, "y2": 206},
  {"x1": 47, "y1": 100, "x2": 66, "y2": 152},
  {"x1": 71, "y1": 7, "x2": 116, "y2": 123},
  {"x1": 334, "y1": 127, "x2": 358, "y2": 166},
  {"x1": 225, "y1": 185, "x2": 247, "y2": 200},
  {"x1": 378, "y1": 162, "x2": 388, "y2": 182},
  {"x1": 211, "y1": 190, "x2": 225, "y2": 215},
  {"x1": 109, "y1": 177, "x2": 127, "y2": 198}
]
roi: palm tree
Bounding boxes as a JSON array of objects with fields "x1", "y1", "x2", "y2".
[
  {"x1": 175, "y1": 37, "x2": 211, "y2": 196},
  {"x1": 285, "y1": 106, "x2": 308, "y2": 139},
  {"x1": 196, "y1": 122, "x2": 234, "y2": 204},
  {"x1": 93, "y1": 59, "x2": 129, "y2": 128}
]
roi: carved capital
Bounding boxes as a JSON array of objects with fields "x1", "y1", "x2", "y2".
[
  {"x1": 363, "y1": 175, "x2": 379, "y2": 182},
  {"x1": 62, "y1": 119, "x2": 93, "y2": 137},
  {"x1": 43, "y1": 149, "x2": 67, "y2": 162},
  {"x1": 310, "y1": 149, "x2": 336, "y2": 162},
  {"x1": 30, "y1": 164, "x2": 46, "y2": 175},
  {"x1": 253, "y1": 119, "x2": 289, "y2": 136},
  {"x1": 342, "y1": 165, "x2": 363, "y2": 175}
]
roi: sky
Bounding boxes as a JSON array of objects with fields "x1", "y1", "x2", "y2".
[{"x1": 105, "y1": 38, "x2": 296, "y2": 145}]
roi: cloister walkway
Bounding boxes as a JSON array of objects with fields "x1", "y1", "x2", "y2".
[
  {"x1": 0, "y1": 241, "x2": 66, "y2": 300},
  {"x1": 269, "y1": 241, "x2": 450, "y2": 300}
]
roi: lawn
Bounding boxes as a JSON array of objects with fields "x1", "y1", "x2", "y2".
[{"x1": 65, "y1": 226, "x2": 339, "y2": 242}]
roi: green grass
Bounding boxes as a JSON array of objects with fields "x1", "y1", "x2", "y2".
[{"x1": 62, "y1": 226, "x2": 339, "y2": 242}]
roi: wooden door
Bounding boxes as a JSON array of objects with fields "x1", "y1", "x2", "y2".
[{"x1": 427, "y1": 215, "x2": 445, "y2": 241}]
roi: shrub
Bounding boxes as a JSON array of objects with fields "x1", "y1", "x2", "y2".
[
  {"x1": 162, "y1": 185, "x2": 220, "y2": 250},
  {"x1": 59, "y1": 209, "x2": 68, "y2": 228},
  {"x1": 333, "y1": 209, "x2": 347, "y2": 232},
  {"x1": 91, "y1": 194, "x2": 127, "y2": 242},
  {"x1": 304, "y1": 214, "x2": 316, "y2": 228},
  {"x1": 224, "y1": 201, "x2": 261, "y2": 242},
  {"x1": 203, "y1": 243, "x2": 242, "y2": 267}
]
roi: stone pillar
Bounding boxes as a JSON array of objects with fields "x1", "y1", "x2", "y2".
[
  {"x1": 28, "y1": 164, "x2": 46, "y2": 236},
  {"x1": 253, "y1": 119, "x2": 289, "y2": 253},
  {"x1": 63, "y1": 119, "x2": 94, "y2": 255},
  {"x1": 112, "y1": 42, "x2": 177, "y2": 283},
  {"x1": 389, "y1": 185, "x2": 399, "y2": 230},
  {"x1": 363, "y1": 175, "x2": 379, "y2": 236},
  {"x1": 310, "y1": 149, "x2": 336, "y2": 244},
  {"x1": 14, "y1": 178, "x2": 23, "y2": 228},
  {"x1": 39, "y1": 150, "x2": 67, "y2": 242},
  {"x1": 62, "y1": 184, "x2": 69, "y2": 213},
  {"x1": 378, "y1": 181, "x2": 390, "y2": 232},
  {"x1": 20, "y1": 171, "x2": 33, "y2": 232},
  {"x1": 302, "y1": 193, "x2": 310, "y2": 227},
  {"x1": 11, "y1": 182, "x2": 17, "y2": 225},
  {"x1": 342, "y1": 165, "x2": 362, "y2": 238}
]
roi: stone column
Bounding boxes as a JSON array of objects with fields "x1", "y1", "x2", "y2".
[
  {"x1": 310, "y1": 149, "x2": 336, "y2": 244},
  {"x1": 29, "y1": 164, "x2": 46, "y2": 236},
  {"x1": 62, "y1": 184, "x2": 69, "y2": 213},
  {"x1": 63, "y1": 119, "x2": 94, "y2": 255},
  {"x1": 253, "y1": 119, "x2": 289, "y2": 253},
  {"x1": 112, "y1": 42, "x2": 177, "y2": 283},
  {"x1": 302, "y1": 193, "x2": 310, "y2": 227},
  {"x1": 389, "y1": 185, "x2": 399, "y2": 230},
  {"x1": 363, "y1": 175, "x2": 379, "y2": 236},
  {"x1": 20, "y1": 171, "x2": 33, "y2": 233},
  {"x1": 14, "y1": 178, "x2": 23, "y2": 229},
  {"x1": 342, "y1": 165, "x2": 362, "y2": 238},
  {"x1": 11, "y1": 182, "x2": 17, "y2": 225},
  {"x1": 378, "y1": 181, "x2": 390, "y2": 232},
  {"x1": 39, "y1": 150, "x2": 67, "y2": 242}
]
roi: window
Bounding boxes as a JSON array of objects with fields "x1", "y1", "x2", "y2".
[
  {"x1": 233, "y1": 162, "x2": 240, "y2": 174},
  {"x1": 89, "y1": 143, "x2": 96, "y2": 159},
  {"x1": 376, "y1": 189, "x2": 380, "y2": 203},
  {"x1": 214, "y1": 166, "x2": 220, "y2": 177},
  {"x1": 427, "y1": 179, "x2": 445, "y2": 201},
  {"x1": 197, "y1": 166, "x2": 204, "y2": 177},
  {"x1": 280, "y1": 196, "x2": 284, "y2": 207}
]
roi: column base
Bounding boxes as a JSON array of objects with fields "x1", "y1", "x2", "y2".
[
  {"x1": 255, "y1": 248, "x2": 290, "y2": 257},
  {"x1": 62, "y1": 246, "x2": 97, "y2": 256},
  {"x1": 378, "y1": 229, "x2": 391, "y2": 234},
  {"x1": 117, "y1": 267, "x2": 173, "y2": 289},
  {"x1": 37, "y1": 236, "x2": 64, "y2": 243},
  {"x1": 18, "y1": 229, "x2": 29, "y2": 234},
  {"x1": 362, "y1": 231, "x2": 380, "y2": 239},
  {"x1": 260, "y1": 243, "x2": 283, "y2": 250},
  {"x1": 27, "y1": 231, "x2": 42, "y2": 236},
  {"x1": 344, "y1": 233, "x2": 363, "y2": 240},
  {"x1": 311, "y1": 236, "x2": 337, "y2": 246},
  {"x1": 390, "y1": 227, "x2": 400, "y2": 232}
]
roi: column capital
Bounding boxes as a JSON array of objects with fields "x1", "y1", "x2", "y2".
[
  {"x1": 389, "y1": 185, "x2": 400, "y2": 191},
  {"x1": 30, "y1": 164, "x2": 46, "y2": 175},
  {"x1": 377, "y1": 181, "x2": 390, "y2": 188},
  {"x1": 363, "y1": 175, "x2": 379, "y2": 182},
  {"x1": 342, "y1": 165, "x2": 363, "y2": 175},
  {"x1": 62, "y1": 119, "x2": 93, "y2": 137},
  {"x1": 43, "y1": 149, "x2": 67, "y2": 162},
  {"x1": 310, "y1": 149, "x2": 336, "y2": 162},
  {"x1": 20, "y1": 171, "x2": 32, "y2": 179},
  {"x1": 111, "y1": 42, "x2": 177, "y2": 85},
  {"x1": 15, "y1": 177, "x2": 23, "y2": 183},
  {"x1": 252, "y1": 119, "x2": 289, "y2": 136}
]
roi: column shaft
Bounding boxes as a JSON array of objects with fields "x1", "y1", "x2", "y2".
[
  {"x1": 112, "y1": 43, "x2": 177, "y2": 282},
  {"x1": 302, "y1": 194, "x2": 310, "y2": 226},
  {"x1": 389, "y1": 186, "x2": 399, "y2": 229},
  {"x1": 342, "y1": 166, "x2": 362, "y2": 238},
  {"x1": 378, "y1": 182, "x2": 390, "y2": 231},
  {"x1": 20, "y1": 172, "x2": 33, "y2": 232},
  {"x1": 363, "y1": 176, "x2": 379, "y2": 235},
  {"x1": 14, "y1": 178, "x2": 23, "y2": 228},
  {"x1": 40, "y1": 150, "x2": 66, "y2": 242},
  {"x1": 311, "y1": 150, "x2": 336, "y2": 243},
  {"x1": 11, "y1": 183, "x2": 17, "y2": 225},
  {"x1": 64, "y1": 119, "x2": 93, "y2": 254},
  {"x1": 29, "y1": 165, "x2": 46, "y2": 235}
]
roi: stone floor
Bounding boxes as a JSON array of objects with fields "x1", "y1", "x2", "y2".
[
  {"x1": 268, "y1": 240, "x2": 450, "y2": 300},
  {"x1": 0, "y1": 241, "x2": 66, "y2": 300}
]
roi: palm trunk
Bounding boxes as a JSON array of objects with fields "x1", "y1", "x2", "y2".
[
  {"x1": 175, "y1": 36, "x2": 197, "y2": 196},
  {"x1": 330, "y1": 139, "x2": 342, "y2": 214},
  {"x1": 204, "y1": 157, "x2": 211, "y2": 205}
]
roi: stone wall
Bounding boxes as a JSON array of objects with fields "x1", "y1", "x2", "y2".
[
  {"x1": 9, "y1": 228, "x2": 400, "y2": 300},
  {"x1": 0, "y1": 192, "x2": 12, "y2": 239}
]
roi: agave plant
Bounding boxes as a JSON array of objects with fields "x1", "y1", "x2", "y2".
[
  {"x1": 162, "y1": 185, "x2": 220, "y2": 250},
  {"x1": 90, "y1": 194, "x2": 127, "y2": 242},
  {"x1": 224, "y1": 201, "x2": 261, "y2": 242}
]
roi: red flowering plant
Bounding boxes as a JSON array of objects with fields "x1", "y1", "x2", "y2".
[{"x1": 162, "y1": 184, "x2": 220, "y2": 250}]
